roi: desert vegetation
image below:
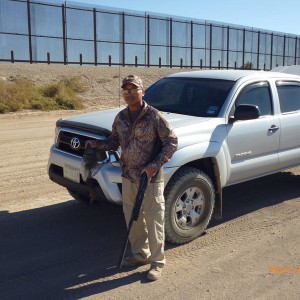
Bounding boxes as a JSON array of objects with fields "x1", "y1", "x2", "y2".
[{"x1": 0, "y1": 75, "x2": 85, "y2": 113}]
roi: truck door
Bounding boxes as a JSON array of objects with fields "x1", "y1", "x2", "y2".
[
  {"x1": 226, "y1": 81, "x2": 280, "y2": 184},
  {"x1": 276, "y1": 81, "x2": 300, "y2": 169}
]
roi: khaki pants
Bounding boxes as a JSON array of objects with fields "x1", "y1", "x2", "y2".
[{"x1": 122, "y1": 177, "x2": 166, "y2": 267}]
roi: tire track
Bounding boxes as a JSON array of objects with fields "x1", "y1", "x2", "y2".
[{"x1": 166, "y1": 200, "x2": 300, "y2": 265}]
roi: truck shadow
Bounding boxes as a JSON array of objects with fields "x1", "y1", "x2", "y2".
[
  {"x1": 212, "y1": 170, "x2": 300, "y2": 225},
  {"x1": 0, "y1": 200, "x2": 135, "y2": 299},
  {"x1": 165, "y1": 170, "x2": 300, "y2": 249},
  {"x1": 0, "y1": 171, "x2": 299, "y2": 299}
]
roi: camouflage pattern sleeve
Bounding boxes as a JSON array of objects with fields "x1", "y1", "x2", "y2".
[
  {"x1": 96, "y1": 116, "x2": 120, "y2": 151},
  {"x1": 146, "y1": 111, "x2": 178, "y2": 172}
]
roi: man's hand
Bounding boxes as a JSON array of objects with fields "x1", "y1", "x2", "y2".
[
  {"x1": 141, "y1": 166, "x2": 157, "y2": 184},
  {"x1": 85, "y1": 140, "x2": 99, "y2": 149}
]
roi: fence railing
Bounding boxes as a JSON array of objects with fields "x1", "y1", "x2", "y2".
[{"x1": 0, "y1": 0, "x2": 299, "y2": 70}]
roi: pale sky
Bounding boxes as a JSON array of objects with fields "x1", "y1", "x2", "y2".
[{"x1": 60, "y1": 0, "x2": 300, "y2": 36}]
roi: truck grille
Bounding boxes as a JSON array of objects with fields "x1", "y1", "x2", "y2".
[{"x1": 57, "y1": 130, "x2": 98, "y2": 157}]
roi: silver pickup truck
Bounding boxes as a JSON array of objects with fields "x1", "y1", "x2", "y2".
[{"x1": 48, "y1": 69, "x2": 300, "y2": 244}]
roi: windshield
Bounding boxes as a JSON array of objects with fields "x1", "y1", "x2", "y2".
[{"x1": 143, "y1": 77, "x2": 235, "y2": 117}]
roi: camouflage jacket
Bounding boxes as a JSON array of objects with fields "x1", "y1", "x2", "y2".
[{"x1": 97, "y1": 101, "x2": 178, "y2": 183}]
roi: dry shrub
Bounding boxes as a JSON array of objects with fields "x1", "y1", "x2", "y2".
[{"x1": 0, "y1": 76, "x2": 85, "y2": 113}]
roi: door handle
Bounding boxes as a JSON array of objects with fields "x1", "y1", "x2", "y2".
[{"x1": 268, "y1": 125, "x2": 279, "y2": 133}]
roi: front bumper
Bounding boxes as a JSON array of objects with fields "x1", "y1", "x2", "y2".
[
  {"x1": 48, "y1": 145, "x2": 180, "y2": 205},
  {"x1": 47, "y1": 145, "x2": 123, "y2": 205}
]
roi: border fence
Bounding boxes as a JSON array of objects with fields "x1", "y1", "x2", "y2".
[{"x1": 1, "y1": 0, "x2": 300, "y2": 70}]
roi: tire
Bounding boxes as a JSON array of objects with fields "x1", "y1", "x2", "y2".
[
  {"x1": 67, "y1": 188, "x2": 90, "y2": 204},
  {"x1": 164, "y1": 167, "x2": 215, "y2": 244}
]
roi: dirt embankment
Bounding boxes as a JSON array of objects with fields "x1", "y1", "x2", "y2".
[
  {"x1": 0, "y1": 63, "x2": 182, "y2": 111},
  {"x1": 0, "y1": 64, "x2": 299, "y2": 299}
]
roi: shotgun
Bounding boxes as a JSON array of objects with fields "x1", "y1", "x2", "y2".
[{"x1": 118, "y1": 140, "x2": 162, "y2": 268}]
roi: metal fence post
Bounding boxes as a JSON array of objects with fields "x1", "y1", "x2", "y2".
[
  {"x1": 109, "y1": 55, "x2": 112, "y2": 66},
  {"x1": 135, "y1": 56, "x2": 138, "y2": 67},
  {"x1": 226, "y1": 26, "x2": 229, "y2": 70},
  {"x1": 242, "y1": 28, "x2": 245, "y2": 69},
  {"x1": 93, "y1": 8, "x2": 97, "y2": 66},
  {"x1": 80, "y1": 53, "x2": 83, "y2": 65},
  {"x1": 62, "y1": 4, "x2": 67, "y2": 65},
  {"x1": 257, "y1": 31, "x2": 260, "y2": 69},
  {"x1": 190, "y1": 20, "x2": 193, "y2": 69},
  {"x1": 159, "y1": 57, "x2": 161, "y2": 68},
  {"x1": 122, "y1": 12, "x2": 125, "y2": 67},
  {"x1": 270, "y1": 33, "x2": 273, "y2": 69},
  {"x1": 295, "y1": 37, "x2": 298, "y2": 65},
  {"x1": 47, "y1": 52, "x2": 50, "y2": 64},
  {"x1": 170, "y1": 18, "x2": 173, "y2": 68},
  {"x1": 27, "y1": 0, "x2": 33, "y2": 63},
  {"x1": 147, "y1": 14, "x2": 150, "y2": 67},
  {"x1": 209, "y1": 23, "x2": 212, "y2": 69},
  {"x1": 283, "y1": 35, "x2": 286, "y2": 66},
  {"x1": 11, "y1": 51, "x2": 14, "y2": 63}
]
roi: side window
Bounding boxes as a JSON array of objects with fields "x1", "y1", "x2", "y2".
[
  {"x1": 276, "y1": 82, "x2": 300, "y2": 113},
  {"x1": 234, "y1": 82, "x2": 273, "y2": 116}
]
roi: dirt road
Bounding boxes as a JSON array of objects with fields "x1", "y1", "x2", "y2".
[{"x1": 0, "y1": 110, "x2": 299, "y2": 300}]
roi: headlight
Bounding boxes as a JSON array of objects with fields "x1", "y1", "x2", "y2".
[
  {"x1": 54, "y1": 126, "x2": 60, "y2": 146},
  {"x1": 54, "y1": 118, "x2": 62, "y2": 146}
]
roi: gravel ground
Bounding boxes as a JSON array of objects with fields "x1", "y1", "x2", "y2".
[{"x1": 0, "y1": 64, "x2": 299, "y2": 300}]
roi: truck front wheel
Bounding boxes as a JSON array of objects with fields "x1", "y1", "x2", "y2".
[
  {"x1": 67, "y1": 188, "x2": 90, "y2": 204},
  {"x1": 164, "y1": 167, "x2": 215, "y2": 244}
]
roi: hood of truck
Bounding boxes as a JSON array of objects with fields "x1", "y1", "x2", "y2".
[
  {"x1": 60, "y1": 107, "x2": 225, "y2": 149},
  {"x1": 62, "y1": 106, "x2": 211, "y2": 131}
]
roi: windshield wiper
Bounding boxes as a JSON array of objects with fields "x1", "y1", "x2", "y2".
[{"x1": 159, "y1": 108, "x2": 181, "y2": 114}]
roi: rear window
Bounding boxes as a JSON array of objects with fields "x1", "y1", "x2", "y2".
[
  {"x1": 144, "y1": 77, "x2": 235, "y2": 117},
  {"x1": 276, "y1": 81, "x2": 300, "y2": 113}
]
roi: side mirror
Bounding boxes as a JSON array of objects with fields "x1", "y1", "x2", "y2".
[{"x1": 231, "y1": 104, "x2": 260, "y2": 122}]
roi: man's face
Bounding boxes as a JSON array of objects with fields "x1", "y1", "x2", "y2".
[{"x1": 122, "y1": 83, "x2": 144, "y2": 107}]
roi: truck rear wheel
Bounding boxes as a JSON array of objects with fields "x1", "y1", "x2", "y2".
[{"x1": 164, "y1": 167, "x2": 215, "y2": 244}]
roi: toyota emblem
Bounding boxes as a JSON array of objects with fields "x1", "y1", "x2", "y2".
[{"x1": 70, "y1": 137, "x2": 80, "y2": 149}]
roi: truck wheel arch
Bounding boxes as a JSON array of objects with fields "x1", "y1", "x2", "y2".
[
  {"x1": 184, "y1": 157, "x2": 222, "y2": 219},
  {"x1": 164, "y1": 164, "x2": 218, "y2": 244}
]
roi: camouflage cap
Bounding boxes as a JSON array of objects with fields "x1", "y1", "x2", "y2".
[{"x1": 121, "y1": 75, "x2": 143, "y2": 89}]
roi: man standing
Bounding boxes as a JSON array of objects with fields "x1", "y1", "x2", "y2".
[{"x1": 86, "y1": 75, "x2": 177, "y2": 281}]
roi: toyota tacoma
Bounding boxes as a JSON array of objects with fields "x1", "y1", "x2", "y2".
[{"x1": 48, "y1": 69, "x2": 300, "y2": 244}]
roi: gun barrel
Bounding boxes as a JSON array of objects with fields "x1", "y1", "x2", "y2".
[{"x1": 133, "y1": 172, "x2": 148, "y2": 220}]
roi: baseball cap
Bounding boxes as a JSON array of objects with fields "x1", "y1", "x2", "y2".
[{"x1": 121, "y1": 75, "x2": 143, "y2": 89}]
